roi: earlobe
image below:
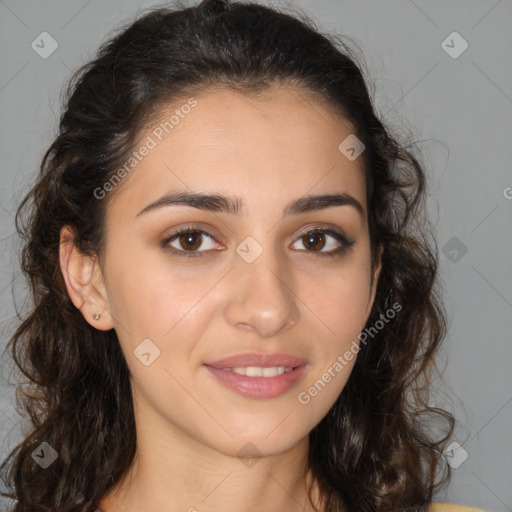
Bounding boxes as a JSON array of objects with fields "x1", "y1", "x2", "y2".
[{"x1": 59, "y1": 226, "x2": 114, "y2": 331}]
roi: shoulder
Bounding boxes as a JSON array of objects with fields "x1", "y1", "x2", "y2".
[{"x1": 430, "y1": 503, "x2": 487, "y2": 512}]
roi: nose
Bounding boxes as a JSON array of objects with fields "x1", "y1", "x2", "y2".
[{"x1": 224, "y1": 248, "x2": 300, "y2": 338}]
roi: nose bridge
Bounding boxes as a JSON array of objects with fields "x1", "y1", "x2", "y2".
[{"x1": 224, "y1": 235, "x2": 300, "y2": 336}]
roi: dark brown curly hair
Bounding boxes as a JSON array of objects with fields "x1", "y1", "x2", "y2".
[{"x1": 0, "y1": 0, "x2": 456, "y2": 510}]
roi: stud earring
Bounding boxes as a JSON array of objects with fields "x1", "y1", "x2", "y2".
[{"x1": 93, "y1": 313, "x2": 101, "y2": 321}]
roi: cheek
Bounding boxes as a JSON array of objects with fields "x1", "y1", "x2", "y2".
[
  {"x1": 108, "y1": 271, "x2": 218, "y2": 345},
  {"x1": 103, "y1": 261, "x2": 223, "y2": 395},
  {"x1": 302, "y1": 262, "x2": 372, "y2": 342}
]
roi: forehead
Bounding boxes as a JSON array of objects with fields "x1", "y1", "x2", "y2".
[{"x1": 106, "y1": 85, "x2": 367, "y2": 217}]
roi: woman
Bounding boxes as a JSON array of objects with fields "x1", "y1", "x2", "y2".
[{"x1": 0, "y1": 0, "x2": 485, "y2": 510}]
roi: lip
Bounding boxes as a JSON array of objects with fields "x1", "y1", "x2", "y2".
[
  {"x1": 204, "y1": 364, "x2": 308, "y2": 399},
  {"x1": 204, "y1": 352, "x2": 307, "y2": 369}
]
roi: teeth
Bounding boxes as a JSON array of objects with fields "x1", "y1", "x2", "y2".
[{"x1": 229, "y1": 366, "x2": 293, "y2": 377}]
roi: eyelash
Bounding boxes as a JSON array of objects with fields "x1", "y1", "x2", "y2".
[{"x1": 160, "y1": 225, "x2": 355, "y2": 259}]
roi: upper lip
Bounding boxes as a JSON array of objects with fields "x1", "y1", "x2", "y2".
[{"x1": 204, "y1": 353, "x2": 307, "y2": 369}]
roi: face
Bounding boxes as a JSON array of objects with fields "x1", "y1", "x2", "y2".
[{"x1": 90, "y1": 85, "x2": 380, "y2": 459}]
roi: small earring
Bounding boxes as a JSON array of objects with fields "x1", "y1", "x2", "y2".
[{"x1": 93, "y1": 313, "x2": 101, "y2": 321}]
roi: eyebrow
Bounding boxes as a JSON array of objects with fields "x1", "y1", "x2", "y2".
[{"x1": 136, "y1": 190, "x2": 365, "y2": 219}]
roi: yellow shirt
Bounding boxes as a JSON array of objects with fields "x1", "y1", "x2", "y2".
[{"x1": 431, "y1": 504, "x2": 486, "y2": 512}]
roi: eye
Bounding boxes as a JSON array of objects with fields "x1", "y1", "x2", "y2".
[
  {"x1": 161, "y1": 227, "x2": 223, "y2": 258},
  {"x1": 161, "y1": 226, "x2": 354, "y2": 259},
  {"x1": 290, "y1": 228, "x2": 354, "y2": 257}
]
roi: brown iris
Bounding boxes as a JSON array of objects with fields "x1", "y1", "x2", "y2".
[
  {"x1": 302, "y1": 231, "x2": 325, "y2": 252},
  {"x1": 179, "y1": 231, "x2": 203, "y2": 251}
]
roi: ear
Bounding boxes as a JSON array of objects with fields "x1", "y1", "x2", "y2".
[
  {"x1": 59, "y1": 226, "x2": 114, "y2": 331},
  {"x1": 365, "y1": 243, "x2": 383, "y2": 321}
]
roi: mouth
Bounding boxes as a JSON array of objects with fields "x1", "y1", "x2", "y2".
[{"x1": 203, "y1": 363, "x2": 308, "y2": 399}]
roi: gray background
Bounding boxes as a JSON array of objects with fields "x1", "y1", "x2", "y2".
[{"x1": 0, "y1": 1, "x2": 511, "y2": 510}]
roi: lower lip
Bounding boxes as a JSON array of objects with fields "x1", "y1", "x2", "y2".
[{"x1": 204, "y1": 365, "x2": 308, "y2": 399}]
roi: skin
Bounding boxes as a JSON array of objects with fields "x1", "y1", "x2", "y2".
[{"x1": 60, "y1": 84, "x2": 382, "y2": 512}]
